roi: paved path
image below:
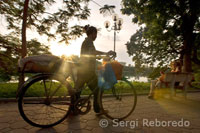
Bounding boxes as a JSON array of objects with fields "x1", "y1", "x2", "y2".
[{"x1": 0, "y1": 93, "x2": 200, "y2": 133}]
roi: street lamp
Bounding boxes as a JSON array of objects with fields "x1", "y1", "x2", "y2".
[{"x1": 104, "y1": 14, "x2": 123, "y2": 52}]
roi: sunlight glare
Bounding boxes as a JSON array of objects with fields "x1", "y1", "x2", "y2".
[{"x1": 50, "y1": 38, "x2": 83, "y2": 57}]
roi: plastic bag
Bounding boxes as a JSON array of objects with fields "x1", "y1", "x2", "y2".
[
  {"x1": 110, "y1": 61, "x2": 123, "y2": 80},
  {"x1": 98, "y1": 63, "x2": 117, "y2": 90}
]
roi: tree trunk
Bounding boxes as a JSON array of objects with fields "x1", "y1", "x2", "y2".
[
  {"x1": 182, "y1": 34, "x2": 193, "y2": 73},
  {"x1": 18, "y1": 0, "x2": 29, "y2": 93},
  {"x1": 180, "y1": 11, "x2": 197, "y2": 73},
  {"x1": 22, "y1": 0, "x2": 29, "y2": 58},
  {"x1": 183, "y1": 51, "x2": 192, "y2": 72}
]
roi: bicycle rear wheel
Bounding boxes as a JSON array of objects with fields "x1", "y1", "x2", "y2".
[
  {"x1": 18, "y1": 74, "x2": 73, "y2": 128},
  {"x1": 100, "y1": 78, "x2": 137, "y2": 120}
]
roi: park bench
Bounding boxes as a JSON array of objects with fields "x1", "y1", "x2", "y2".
[{"x1": 158, "y1": 72, "x2": 193, "y2": 98}]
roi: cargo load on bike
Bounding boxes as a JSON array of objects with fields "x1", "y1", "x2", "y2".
[{"x1": 18, "y1": 55, "x2": 63, "y2": 73}]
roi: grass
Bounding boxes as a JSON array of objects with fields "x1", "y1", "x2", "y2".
[
  {"x1": 0, "y1": 83, "x2": 18, "y2": 98},
  {"x1": 0, "y1": 81, "x2": 199, "y2": 98}
]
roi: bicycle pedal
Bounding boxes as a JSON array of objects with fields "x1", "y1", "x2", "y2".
[{"x1": 74, "y1": 98, "x2": 91, "y2": 115}]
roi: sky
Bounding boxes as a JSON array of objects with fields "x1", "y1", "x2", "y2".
[
  {"x1": 88, "y1": 0, "x2": 138, "y2": 65},
  {"x1": 49, "y1": 0, "x2": 139, "y2": 65},
  {"x1": 0, "y1": 0, "x2": 139, "y2": 65}
]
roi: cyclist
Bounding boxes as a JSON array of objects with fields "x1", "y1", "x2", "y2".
[{"x1": 71, "y1": 25, "x2": 115, "y2": 114}]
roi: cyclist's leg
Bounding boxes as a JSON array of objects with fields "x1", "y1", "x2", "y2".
[
  {"x1": 71, "y1": 74, "x2": 86, "y2": 113},
  {"x1": 88, "y1": 73, "x2": 101, "y2": 113}
]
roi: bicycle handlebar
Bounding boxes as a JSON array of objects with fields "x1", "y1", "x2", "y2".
[{"x1": 96, "y1": 54, "x2": 116, "y2": 61}]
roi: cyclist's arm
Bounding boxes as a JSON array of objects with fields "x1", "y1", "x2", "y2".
[
  {"x1": 94, "y1": 50, "x2": 107, "y2": 55},
  {"x1": 93, "y1": 50, "x2": 116, "y2": 56}
]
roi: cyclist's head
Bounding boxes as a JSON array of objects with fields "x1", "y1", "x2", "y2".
[{"x1": 84, "y1": 25, "x2": 97, "y2": 41}]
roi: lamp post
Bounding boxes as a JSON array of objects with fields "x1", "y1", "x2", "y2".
[{"x1": 104, "y1": 14, "x2": 123, "y2": 52}]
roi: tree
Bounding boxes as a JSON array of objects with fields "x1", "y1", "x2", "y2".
[
  {"x1": 0, "y1": 0, "x2": 90, "y2": 43},
  {"x1": 21, "y1": 0, "x2": 29, "y2": 58},
  {"x1": 121, "y1": 0, "x2": 200, "y2": 72},
  {"x1": 99, "y1": 5, "x2": 115, "y2": 16},
  {"x1": 0, "y1": 34, "x2": 50, "y2": 81},
  {"x1": 0, "y1": 0, "x2": 90, "y2": 83},
  {"x1": 0, "y1": 0, "x2": 116, "y2": 80},
  {"x1": 0, "y1": 0, "x2": 90, "y2": 59},
  {"x1": 0, "y1": 0, "x2": 91, "y2": 61}
]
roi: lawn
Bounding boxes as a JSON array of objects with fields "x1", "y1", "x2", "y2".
[
  {"x1": 0, "y1": 81, "x2": 199, "y2": 98},
  {"x1": 0, "y1": 81, "x2": 151, "y2": 98}
]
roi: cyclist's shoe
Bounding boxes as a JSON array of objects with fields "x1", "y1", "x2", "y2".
[
  {"x1": 95, "y1": 110, "x2": 108, "y2": 116},
  {"x1": 68, "y1": 88, "x2": 81, "y2": 95},
  {"x1": 148, "y1": 95, "x2": 154, "y2": 100},
  {"x1": 70, "y1": 109, "x2": 79, "y2": 116},
  {"x1": 68, "y1": 89, "x2": 76, "y2": 95}
]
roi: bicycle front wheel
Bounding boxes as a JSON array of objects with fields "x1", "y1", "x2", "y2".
[
  {"x1": 18, "y1": 74, "x2": 72, "y2": 128},
  {"x1": 100, "y1": 78, "x2": 137, "y2": 120}
]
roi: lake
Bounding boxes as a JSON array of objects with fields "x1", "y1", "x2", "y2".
[
  {"x1": 7, "y1": 76, "x2": 149, "y2": 83},
  {"x1": 127, "y1": 76, "x2": 149, "y2": 82}
]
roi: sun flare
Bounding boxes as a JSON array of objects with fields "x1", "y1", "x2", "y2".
[{"x1": 50, "y1": 39, "x2": 83, "y2": 57}]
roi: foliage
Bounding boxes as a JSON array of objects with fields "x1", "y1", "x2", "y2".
[
  {"x1": 0, "y1": 34, "x2": 51, "y2": 81},
  {"x1": 121, "y1": 0, "x2": 200, "y2": 71},
  {"x1": 131, "y1": 81, "x2": 150, "y2": 94},
  {"x1": 99, "y1": 5, "x2": 115, "y2": 16},
  {"x1": 0, "y1": 81, "x2": 151, "y2": 98},
  {"x1": 0, "y1": 83, "x2": 18, "y2": 98},
  {"x1": 0, "y1": 0, "x2": 91, "y2": 81},
  {"x1": 192, "y1": 63, "x2": 200, "y2": 82},
  {"x1": 1, "y1": 80, "x2": 200, "y2": 98},
  {"x1": 0, "y1": 0, "x2": 90, "y2": 43},
  {"x1": 148, "y1": 66, "x2": 170, "y2": 80}
]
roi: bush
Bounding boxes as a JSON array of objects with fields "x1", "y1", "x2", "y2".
[
  {"x1": 0, "y1": 83, "x2": 18, "y2": 98},
  {"x1": 0, "y1": 82, "x2": 152, "y2": 98},
  {"x1": 131, "y1": 81, "x2": 150, "y2": 94}
]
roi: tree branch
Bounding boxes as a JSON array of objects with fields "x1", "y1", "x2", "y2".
[{"x1": 167, "y1": 42, "x2": 179, "y2": 54}]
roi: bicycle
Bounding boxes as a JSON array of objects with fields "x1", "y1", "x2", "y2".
[{"x1": 17, "y1": 55, "x2": 137, "y2": 128}]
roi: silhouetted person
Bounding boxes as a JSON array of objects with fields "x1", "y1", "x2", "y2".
[{"x1": 71, "y1": 25, "x2": 115, "y2": 114}]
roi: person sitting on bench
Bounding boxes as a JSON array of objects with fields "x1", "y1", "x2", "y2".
[{"x1": 148, "y1": 60, "x2": 181, "y2": 99}]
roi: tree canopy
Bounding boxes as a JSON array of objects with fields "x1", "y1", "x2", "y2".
[
  {"x1": 0, "y1": 0, "x2": 118, "y2": 82},
  {"x1": 0, "y1": 0, "x2": 90, "y2": 43},
  {"x1": 121, "y1": 0, "x2": 200, "y2": 72},
  {"x1": 0, "y1": 0, "x2": 90, "y2": 81}
]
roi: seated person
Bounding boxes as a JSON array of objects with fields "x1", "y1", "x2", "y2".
[
  {"x1": 148, "y1": 60, "x2": 181, "y2": 99},
  {"x1": 171, "y1": 61, "x2": 182, "y2": 88},
  {"x1": 170, "y1": 60, "x2": 181, "y2": 73},
  {"x1": 155, "y1": 70, "x2": 165, "y2": 88}
]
